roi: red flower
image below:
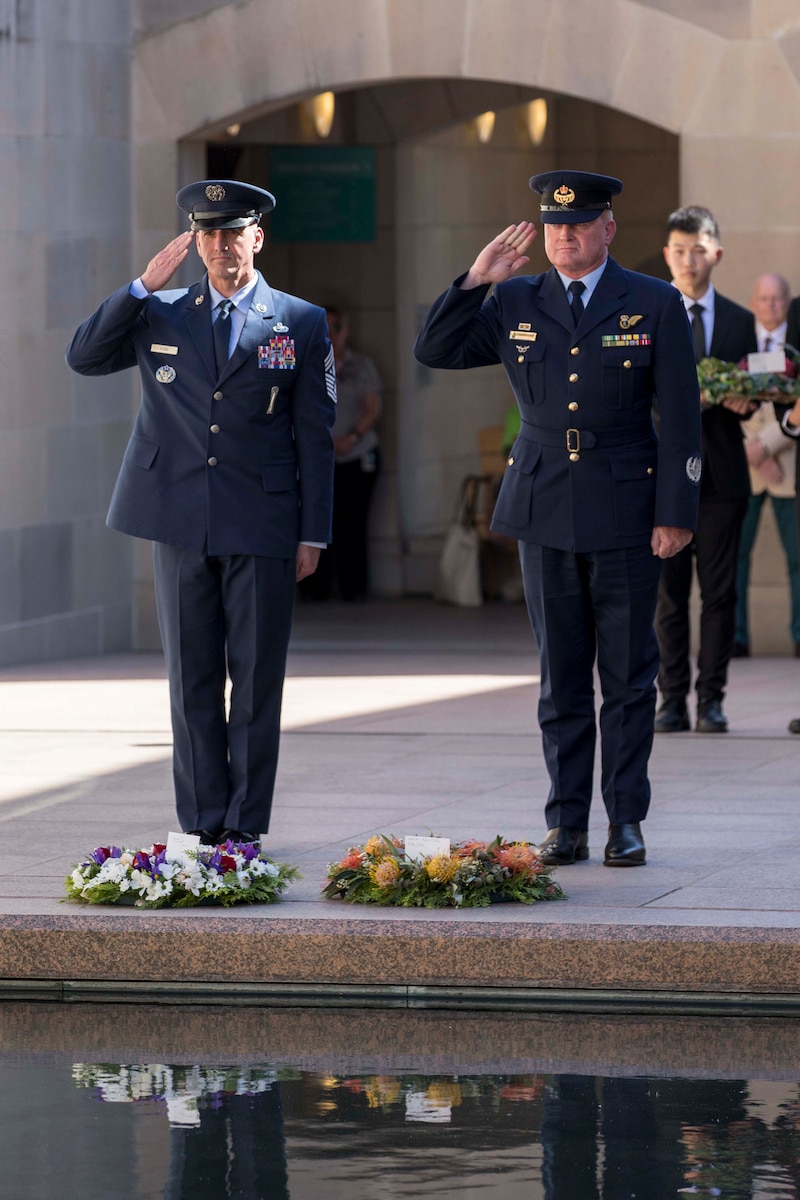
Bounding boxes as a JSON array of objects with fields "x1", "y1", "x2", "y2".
[
  {"x1": 152, "y1": 843, "x2": 167, "y2": 855},
  {"x1": 219, "y1": 855, "x2": 237, "y2": 873}
]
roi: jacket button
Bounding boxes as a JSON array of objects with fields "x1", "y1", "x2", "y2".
[
  {"x1": 623, "y1": 360, "x2": 632, "y2": 369},
  {"x1": 207, "y1": 457, "x2": 218, "y2": 467},
  {"x1": 570, "y1": 346, "x2": 580, "y2": 356},
  {"x1": 210, "y1": 424, "x2": 220, "y2": 434},
  {"x1": 647, "y1": 466, "x2": 654, "y2": 475},
  {"x1": 568, "y1": 402, "x2": 579, "y2": 412},
  {"x1": 569, "y1": 452, "x2": 580, "y2": 463},
  {"x1": 507, "y1": 456, "x2": 514, "y2": 466},
  {"x1": 213, "y1": 390, "x2": 223, "y2": 400},
  {"x1": 569, "y1": 372, "x2": 579, "y2": 383}
]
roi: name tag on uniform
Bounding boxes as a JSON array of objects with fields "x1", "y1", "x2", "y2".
[
  {"x1": 150, "y1": 343, "x2": 178, "y2": 355},
  {"x1": 259, "y1": 337, "x2": 296, "y2": 369}
]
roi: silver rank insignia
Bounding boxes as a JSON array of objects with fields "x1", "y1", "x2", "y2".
[
  {"x1": 686, "y1": 455, "x2": 702, "y2": 483},
  {"x1": 155, "y1": 365, "x2": 176, "y2": 384},
  {"x1": 273, "y1": 322, "x2": 289, "y2": 333}
]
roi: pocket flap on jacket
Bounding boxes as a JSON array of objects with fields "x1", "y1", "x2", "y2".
[
  {"x1": 260, "y1": 463, "x2": 298, "y2": 492},
  {"x1": 125, "y1": 435, "x2": 158, "y2": 470},
  {"x1": 506, "y1": 439, "x2": 542, "y2": 475}
]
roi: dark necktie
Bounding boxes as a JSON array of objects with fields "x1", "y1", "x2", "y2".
[
  {"x1": 568, "y1": 280, "x2": 586, "y2": 327},
  {"x1": 763, "y1": 335, "x2": 773, "y2": 352},
  {"x1": 690, "y1": 302, "x2": 706, "y2": 363},
  {"x1": 213, "y1": 298, "x2": 234, "y2": 373}
]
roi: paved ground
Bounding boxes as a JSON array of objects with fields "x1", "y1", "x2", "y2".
[{"x1": 1, "y1": 597, "x2": 799, "y2": 933}]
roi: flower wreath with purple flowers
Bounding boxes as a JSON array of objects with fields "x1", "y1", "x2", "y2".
[{"x1": 65, "y1": 840, "x2": 299, "y2": 908}]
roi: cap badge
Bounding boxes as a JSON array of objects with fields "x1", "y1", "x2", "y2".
[
  {"x1": 619, "y1": 314, "x2": 644, "y2": 330},
  {"x1": 554, "y1": 185, "x2": 576, "y2": 206},
  {"x1": 686, "y1": 455, "x2": 702, "y2": 483},
  {"x1": 155, "y1": 365, "x2": 176, "y2": 384},
  {"x1": 205, "y1": 184, "x2": 226, "y2": 202}
]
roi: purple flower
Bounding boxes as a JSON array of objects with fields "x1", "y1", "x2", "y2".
[
  {"x1": 205, "y1": 847, "x2": 223, "y2": 871},
  {"x1": 89, "y1": 846, "x2": 123, "y2": 865},
  {"x1": 132, "y1": 851, "x2": 152, "y2": 871}
]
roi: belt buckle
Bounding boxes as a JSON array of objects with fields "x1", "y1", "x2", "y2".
[{"x1": 566, "y1": 428, "x2": 580, "y2": 453}]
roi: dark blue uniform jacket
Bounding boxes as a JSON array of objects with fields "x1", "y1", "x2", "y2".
[
  {"x1": 414, "y1": 257, "x2": 702, "y2": 553},
  {"x1": 66, "y1": 271, "x2": 336, "y2": 557}
]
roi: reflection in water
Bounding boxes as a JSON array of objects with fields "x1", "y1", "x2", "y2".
[
  {"x1": 2, "y1": 1005, "x2": 800, "y2": 1198},
  {"x1": 65, "y1": 1063, "x2": 800, "y2": 1197}
]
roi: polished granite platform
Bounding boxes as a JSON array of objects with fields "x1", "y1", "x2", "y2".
[{"x1": 1, "y1": 600, "x2": 799, "y2": 1010}]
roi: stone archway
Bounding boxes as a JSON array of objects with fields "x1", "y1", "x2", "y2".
[{"x1": 133, "y1": 0, "x2": 800, "y2": 294}]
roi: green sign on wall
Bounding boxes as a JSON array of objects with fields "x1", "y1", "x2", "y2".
[{"x1": 270, "y1": 147, "x2": 376, "y2": 243}]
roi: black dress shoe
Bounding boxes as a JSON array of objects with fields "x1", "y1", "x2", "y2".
[
  {"x1": 731, "y1": 641, "x2": 750, "y2": 658},
  {"x1": 604, "y1": 822, "x2": 646, "y2": 867},
  {"x1": 187, "y1": 829, "x2": 222, "y2": 846},
  {"x1": 535, "y1": 827, "x2": 589, "y2": 866},
  {"x1": 696, "y1": 699, "x2": 728, "y2": 733},
  {"x1": 789, "y1": 718, "x2": 800, "y2": 734},
  {"x1": 654, "y1": 698, "x2": 690, "y2": 733},
  {"x1": 221, "y1": 830, "x2": 261, "y2": 847}
]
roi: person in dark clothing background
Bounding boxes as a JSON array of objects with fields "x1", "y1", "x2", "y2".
[{"x1": 654, "y1": 206, "x2": 757, "y2": 735}]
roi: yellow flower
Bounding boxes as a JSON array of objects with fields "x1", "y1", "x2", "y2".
[
  {"x1": 364, "y1": 835, "x2": 389, "y2": 858},
  {"x1": 365, "y1": 1076, "x2": 402, "y2": 1108},
  {"x1": 370, "y1": 858, "x2": 401, "y2": 887},
  {"x1": 424, "y1": 854, "x2": 459, "y2": 883},
  {"x1": 426, "y1": 1081, "x2": 462, "y2": 1106}
]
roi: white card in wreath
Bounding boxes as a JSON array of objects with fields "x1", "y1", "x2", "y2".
[
  {"x1": 747, "y1": 350, "x2": 786, "y2": 375},
  {"x1": 404, "y1": 834, "x2": 450, "y2": 862},
  {"x1": 165, "y1": 831, "x2": 201, "y2": 863}
]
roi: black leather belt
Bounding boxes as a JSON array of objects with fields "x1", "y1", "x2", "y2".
[{"x1": 520, "y1": 420, "x2": 654, "y2": 451}]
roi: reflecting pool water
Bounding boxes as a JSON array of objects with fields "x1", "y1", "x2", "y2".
[{"x1": 2, "y1": 1002, "x2": 800, "y2": 1199}]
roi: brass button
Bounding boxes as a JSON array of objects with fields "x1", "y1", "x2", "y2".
[
  {"x1": 646, "y1": 466, "x2": 654, "y2": 475},
  {"x1": 210, "y1": 424, "x2": 220, "y2": 434},
  {"x1": 568, "y1": 402, "x2": 579, "y2": 412},
  {"x1": 207, "y1": 457, "x2": 218, "y2": 467},
  {"x1": 508, "y1": 456, "x2": 514, "y2": 466},
  {"x1": 213, "y1": 391, "x2": 223, "y2": 401},
  {"x1": 569, "y1": 372, "x2": 579, "y2": 382},
  {"x1": 517, "y1": 355, "x2": 524, "y2": 363},
  {"x1": 623, "y1": 360, "x2": 632, "y2": 369},
  {"x1": 570, "y1": 346, "x2": 580, "y2": 356},
  {"x1": 569, "y1": 452, "x2": 580, "y2": 463}
]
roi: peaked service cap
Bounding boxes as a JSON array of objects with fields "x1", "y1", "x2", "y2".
[
  {"x1": 529, "y1": 170, "x2": 622, "y2": 224},
  {"x1": 176, "y1": 179, "x2": 276, "y2": 231}
]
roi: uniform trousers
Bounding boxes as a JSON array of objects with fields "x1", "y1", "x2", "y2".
[
  {"x1": 656, "y1": 495, "x2": 748, "y2": 704},
  {"x1": 153, "y1": 543, "x2": 296, "y2": 836},
  {"x1": 519, "y1": 540, "x2": 662, "y2": 832}
]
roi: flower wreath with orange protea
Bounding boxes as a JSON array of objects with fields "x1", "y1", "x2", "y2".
[{"x1": 322, "y1": 835, "x2": 565, "y2": 908}]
